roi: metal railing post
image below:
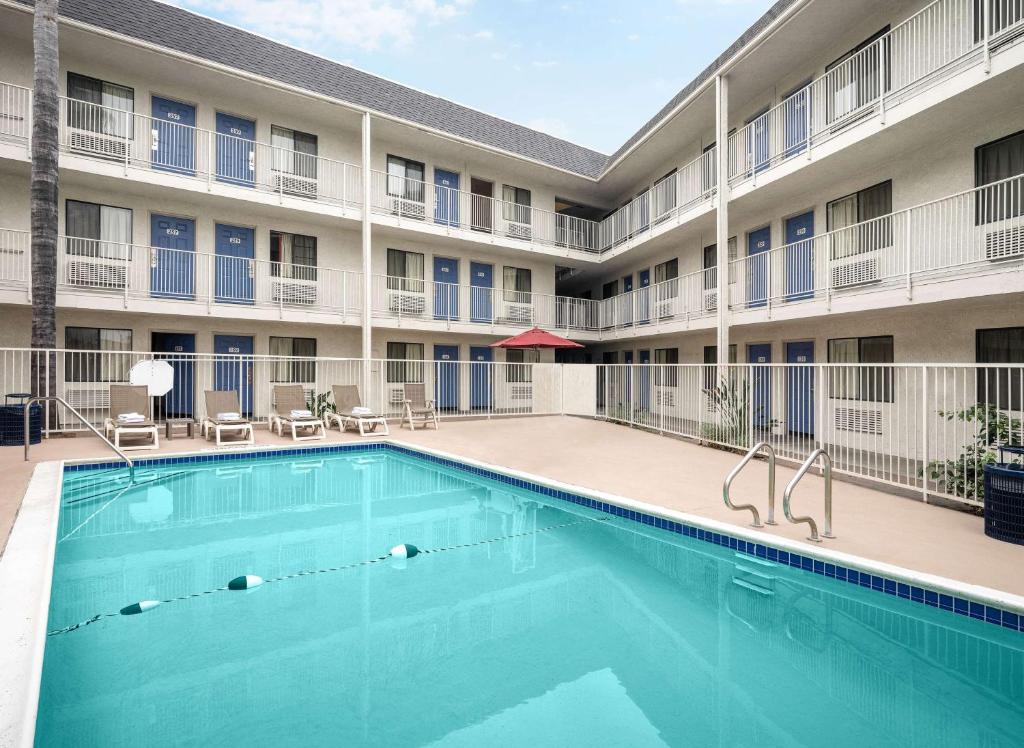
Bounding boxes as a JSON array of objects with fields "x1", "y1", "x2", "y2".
[{"x1": 722, "y1": 440, "x2": 778, "y2": 527}]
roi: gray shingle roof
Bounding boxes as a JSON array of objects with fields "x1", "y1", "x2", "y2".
[{"x1": 14, "y1": 0, "x2": 798, "y2": 180}]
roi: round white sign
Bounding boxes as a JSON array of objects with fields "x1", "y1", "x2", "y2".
[{"x1": 129, "y1": 360, "x2": 175, "y2": 397}]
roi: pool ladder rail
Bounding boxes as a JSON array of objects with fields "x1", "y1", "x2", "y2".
[
  {"x1": 722, "y1": 441, "x2": 778, "y2": 528},
  {"x1": 723, "y1": 443, "x2": 835, "y2": 542},
  {"x1": 24, "y1": 395, "x2": 135, "y2": 484},
  {"x1": 783, "y1": 448, "x2": 835, "y2": 543}
]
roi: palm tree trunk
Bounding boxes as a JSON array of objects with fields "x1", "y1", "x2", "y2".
[{"x1": 30, "y1": 0, "x2": 59, "y2": 412}]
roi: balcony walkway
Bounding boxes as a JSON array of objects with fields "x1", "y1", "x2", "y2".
[{"x1": 2, "y1": 415, "x2": 1021, "y2": 597}]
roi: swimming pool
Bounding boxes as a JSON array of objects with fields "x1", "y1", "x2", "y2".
[{"x1": 33, "y1": 444, "x2": 1024, "y2": 746}]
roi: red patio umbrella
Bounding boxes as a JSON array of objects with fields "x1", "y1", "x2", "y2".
[{"x1": 490, "y1": 327, "x2": 584, "y2": 356}]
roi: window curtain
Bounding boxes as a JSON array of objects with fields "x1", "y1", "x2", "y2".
[
  {"x1": 292, "y1": 337, "x2": 317, "y2": 382},
  {"x1": 977, "y1": 327, "x2": 1024, "y2": 409},
  {"x1": 66, "y1": 200, "x2": 100, "y2": 257},
  {"x1": 827, "y1": 194, "x2": 858, "y2": 259},
  {"x1": 976, "y1": 132, "x2": 1024, "y2": 223},
  {"x1": 269, "y1": 336, "x2": 292, "y2": 382},
  {"x1": 100, "y1": 205, "x2": 132, "y2": 260},
  {"x1": 271, "y1": 125, "x2": 295, "y2": 176},
  {"x1": 828, "y1": 338, "x2": 858, "y2": 399},
  {"x1": 101, "y1": 81, "x2": 134, "y2": 138},
  {"x1": 293, "y1": 130, "x2": 318, "y2": 178},
  {"x1": 386, "y1": 342, "x2": 424, "y2": 384},
  {"x1": 292, "y1": 235, "x2": 317, "y2": 280},
  {"x1": 503, "y1": 267, "x2": 530, "y2": 302},
  {"x1": 859, "y1": 335, "x2": 893, "y2": 403},
  {"x1": 64, "y1": 327, "x2": 131, "y2": 382}
]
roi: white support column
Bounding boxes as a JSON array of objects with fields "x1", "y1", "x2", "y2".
[
  {"x1": 361, "y1": 112, "x2": 373, "y2": 391},
  {"x1": 715, "y1": 74, "x2": 731, "y2": 367}
]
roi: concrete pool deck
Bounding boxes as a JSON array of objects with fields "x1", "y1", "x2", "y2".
[{"x1": 2, "y1": 415, "x2": 1022, "y2": 596}]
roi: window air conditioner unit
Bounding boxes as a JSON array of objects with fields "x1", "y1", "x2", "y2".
[
  {"x1": 506, "y1": 221, "x2": 532, "y2": 241},
  {"x1": 388, "y1": 289, "x2": 425, "y2": 315},
  {"x1": 510, "y1": 385, "x2": 532, "y2": 401},
  {"x1": 68, "y1": 129, "x2": 128, "y2": 160},
  {"x1": 501, "y1": 300, "x2": 534, "y2": 325},
  {"x1": 388, "y1": 387, "x2": 406, "y2": 407},
  {"x1": 834, "y1": 406, "x2": 883, "y2": 435},
  {"x1": 389, "y1": 196, "x2": 425, "y2": 220},
  {"x1": 986, "y1": 224, "x2": 1024, "y2": 261},
  {"x1": 65, "y1": 257, "x2": 127, "y2": 290},
  {"x1": 274, "y1": 172, "x2": 318, "y2": 199},
  {"x1": 654, "y1": 298, "x2": 675, "y2": 318},
  {"x1": 272, "y1": 278, "x2": 317, "y2": 306},
  {"x1": 831, "y1": 251, "x2": 880, "y2": 288},
  {"x1": 703, "y1": 289, "x2": 718, "y2": 312}
]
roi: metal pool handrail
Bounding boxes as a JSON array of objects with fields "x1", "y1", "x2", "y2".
[
  {"x1": 783, "y1": 448, "x2": 834, "y2": 542},
  {"x1": 24, "y1": 395, "x2": 135, "y2": 484},
  {"x1": 722, "y1": 441, "x2": 778, "y2": 528}
]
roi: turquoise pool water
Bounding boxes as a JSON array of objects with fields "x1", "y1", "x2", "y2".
[{"x1": 38, "y1": 448, "x2": 1024, "y2": 747}]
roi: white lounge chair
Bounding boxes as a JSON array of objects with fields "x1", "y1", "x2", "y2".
[
  {"x1": 325, "y1": 384, "x2": 389, "y2": 437},
  {"x1": 201, "y1": 390, "x2": 254, "y2": 447},
  {"x1": 270, "y1": 384, "x2": 325, "y2": 441},
  {"x1": 103, "y1": 384, "x2": 160, "y2": 451}
]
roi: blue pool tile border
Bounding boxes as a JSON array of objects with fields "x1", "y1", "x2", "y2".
[{"x1": 63, "y1": 442, "x2": 1024, "y2": 634}]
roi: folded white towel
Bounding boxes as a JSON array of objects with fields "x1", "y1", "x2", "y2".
[
  {"x1": 217, "y1": 412, "x2": 241, "y2": 421},
  {"x1": 117, "y1": 413, "x2": 145, "y2": 423},
  {"x1": 290, "y1": 409, "x2": 314, "y2": 418},
  {"x1": 351, "y1": 406, "x2": 373, "y2": 416}
]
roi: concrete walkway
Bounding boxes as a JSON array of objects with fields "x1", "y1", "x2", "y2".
[{"x1": 3, "y1": 415, "x2": 1022, "y2": 595}]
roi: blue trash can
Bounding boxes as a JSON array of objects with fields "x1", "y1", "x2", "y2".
[
  {"x1": 984, "y1": 446, "x2": 1024, "y2": 545},
  {"x1": 0, "y1": 392, "x2": 42, "y2": 446}
]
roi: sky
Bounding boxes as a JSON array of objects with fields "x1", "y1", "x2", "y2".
[{"x1": 165, "y1": 0, "x2": 776, "y2": 154}]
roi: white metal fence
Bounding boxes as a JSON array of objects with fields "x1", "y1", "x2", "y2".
[
  {"x1": 4, "y1": 348, "x2": 1023, "y2": 507},
  {"x1": 56, "y1": 98, "x2": 362, "y2": 207},
  {"x1": 0, "y1": 348, "x2": 565, "y2": 431},
  {"x1": 728, "y1": 0, "x2": 1024, "y2": 185},
  {"x1": 597, "y1": 363, "x2": 1024, "y2": 507}
]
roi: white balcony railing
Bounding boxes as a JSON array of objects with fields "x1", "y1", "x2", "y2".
[
  {"x1": 55, "y1": 236, "x2": 363, "y2": 316},
  {"x1": 0, "y1": 227, "x2": 30, "y2": 290},
  {"x1": 597, "y1": 267, "x2": 718, "y2": 330},
  {"x1": 728, "y1": 0, "x2": 1024, "y2": 184},
  {"x1": 370, "y1": 274, "x2": 599, "y2": 332},
  {"x1": 728, "y1": 173, "x2": 1024, "y2": 310},
  {"x1": 598, "y1": 148, "x2": 718, "y2": 250},
  {"x1": 0, "y1": 82, "x2": 31, "y2": 143},
  {"x1": 368, "y1": 171, "x2": 602, "y2": 253},
  {"x1": 57, "y1": 97, "x2": 362, "y2": 207}
]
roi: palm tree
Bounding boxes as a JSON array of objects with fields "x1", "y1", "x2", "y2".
[{"x1": 30, "y1": 0, "x2": 59, "y2": 402}]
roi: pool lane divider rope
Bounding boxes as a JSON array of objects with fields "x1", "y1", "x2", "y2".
[{"x1": 46, "y1": 515, "x2": 612, "y2": 636}]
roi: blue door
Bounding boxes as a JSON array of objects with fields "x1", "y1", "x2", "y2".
[
  {"x1": 783, "y1": 87, "x2": 809, "y2": 159},
  {"x1": 434, "y1": 345, "x2": 459, "y2": 411},
  {"x1": 638, "y1": 349, "x2": 651, "y2": 410},
  {"x1": 151, "y1": 96, "x2": 196, "y2": 175},
  {"x1": 434, "y1": 169, "x2": 460, "y2": 227},
  {"x1": 747, "y1": 110, "x2": 770, "y2": 174},
  {"x1": 214, "y1": 334, "x2": 254, "y2": 417},
  {"x1": 785, "y1": 211, "x2": 814, "y2": 302},
  {"x1": 470, "y1": 262, "x2": 493, "y2": 323},
  {"x1": 150, "y1": 214, "x2": 195, "y2": 299},
  {"x1": 215, "y1": 224, "x2": 255, "y2": 304},
  {"x1": 216, "y1": 112, "x2": 256, "y2": 187},
  {"x1": 433, "y1": 257, "x2": 459, "y2": 320},
  {"x1": 470, "y1": 346, "x2": 493, "y2": 410},
  {"x1": 621, "y1": 274, "x2": 634, "y2": 326},
  {"x1": 747, "y1": 227, "x2": 771, "y2": 308},
  {"x1": 786, "y1": 341, "x2": 815, "y2": 436},
  {"x1": 152, "y1": 332, "x2": 195, "y2": 418},
  {"x1": 748, "y1": 343, "x2": 772, "y2": 429},
  {"x1": 637, "y1": 269, "x2": 651, "y2": 324}
]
